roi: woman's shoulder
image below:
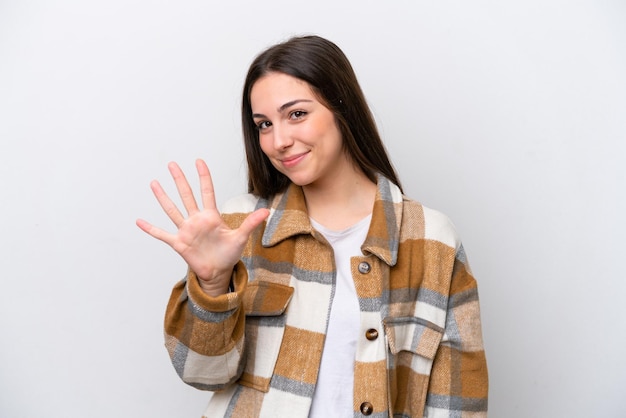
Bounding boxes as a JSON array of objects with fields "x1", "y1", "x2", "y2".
[
  {"x1": 401, "y1": 196, "x2": 461, "y2": 251},
  {"x1": 220, "y1": 193, "x2": 261, "y2": 215}
]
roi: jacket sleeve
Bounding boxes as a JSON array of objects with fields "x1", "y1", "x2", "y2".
[
  {"x1": 425, "y1": 244, "x2": 489, "y2": 416},
  {"x1": 163, "y1": 261, "x2": 249, "y2": 391}
]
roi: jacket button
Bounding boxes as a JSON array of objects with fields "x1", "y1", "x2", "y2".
[
  {"x1": 365, "y1": 328, "x2": 379, "y2": 341},
  {"x1": 358, "y1": 262, "x2": 371, "y2": 274},
  {"x1": 360, "y1": 402, "x2": 374, "y2": 415}
]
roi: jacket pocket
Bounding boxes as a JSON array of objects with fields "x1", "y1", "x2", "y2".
[
  {"x1": 383, "y1": 317, "x2": 443, "y2": 366},
  {"x1": 238, "y1": 281, "x2": 294, "y2": 392},
  {"x1": 383, "y1": 317, "x2": 444, "y2": 415},
  {"x1": 242, "y1": 280, "x2": 294, "y2": 316}
]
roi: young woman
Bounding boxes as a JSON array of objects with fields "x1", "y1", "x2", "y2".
[{"x1": 137, "y1": 35, "x2": 488, "y2": 418}]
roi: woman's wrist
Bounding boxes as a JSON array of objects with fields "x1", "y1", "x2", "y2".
[{"x1": 196, "y1": 270, "x2": 233, "y2": 297}]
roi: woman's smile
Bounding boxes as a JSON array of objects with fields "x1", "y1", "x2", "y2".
[{"x1": 280, "y1": 151, "x2": 309, "y2": 168}]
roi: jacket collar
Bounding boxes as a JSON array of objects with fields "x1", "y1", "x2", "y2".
[{"x1": 261, "y1": 174, "x2": 403, "y2": 266}]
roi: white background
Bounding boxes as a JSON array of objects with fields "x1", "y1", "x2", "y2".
[{"x1": 1, "y1": 0, "x2": 625, "y2": 416}]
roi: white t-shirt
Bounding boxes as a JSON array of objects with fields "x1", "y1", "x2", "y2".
[{"x1": 308, "y1": 215, "x2": 371, "y2": 418}]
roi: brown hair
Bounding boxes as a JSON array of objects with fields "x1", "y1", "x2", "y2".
[{"x1": 242, "y1": 35, "x2": 402, "y2": 198}]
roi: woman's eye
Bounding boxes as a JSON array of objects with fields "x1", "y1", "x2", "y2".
[
  {"x1": 289, "y1": 110, "x2": 307, "y2": 120},
  {"x1": 257, "y1": 120, "x2": 272, "y2": 130}
]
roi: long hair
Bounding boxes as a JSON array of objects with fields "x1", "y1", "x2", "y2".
[{"x1": 241, "y1": 35, "x2": 402, "y2": 198}]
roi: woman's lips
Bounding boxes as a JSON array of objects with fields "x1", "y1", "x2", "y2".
[{"x1": 280, "y1": 152, "x2": 308, "y2": 168}]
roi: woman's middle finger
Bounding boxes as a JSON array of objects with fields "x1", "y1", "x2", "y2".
[
  {"x1": 168, "y1": 161, "x2": 200, "y2": 216},
  {"x1": 196, "y1": 159, "x2": 218, "y2": 212}
]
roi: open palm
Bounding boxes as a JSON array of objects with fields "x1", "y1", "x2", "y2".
[{"x1": 136, "y1": 159, "x2": 268, "y2": 296}]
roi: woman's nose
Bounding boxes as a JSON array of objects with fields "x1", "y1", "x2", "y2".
[{"x1": 272, "y1": 125, "x2": 294, "y2": 150}]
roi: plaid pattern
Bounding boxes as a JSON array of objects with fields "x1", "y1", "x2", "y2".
[{"x1": 164, "y1": 175, "x2": 488, "y2": 417}]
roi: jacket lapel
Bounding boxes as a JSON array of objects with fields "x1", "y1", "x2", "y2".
[
  {"x1": 262, "y1": 183, "x2": 313, "y2": 247},
  {"x1": 361, "y1": 174, "x2": 403, "y2": 267},
  {"x1": 261, "y1": 175, "x2": 403, "y2": 268}
]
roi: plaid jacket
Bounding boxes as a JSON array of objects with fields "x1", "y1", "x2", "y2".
[{"x1": 164, "y1": 175, "x2": 488, "y2": 417}]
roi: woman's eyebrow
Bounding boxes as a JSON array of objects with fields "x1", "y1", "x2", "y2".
[
  {"x1": 277, "y1": 99, "x2": 313, "y2": 113},
  {"x1": 252, "y1": 99, "x2": 313, "y2": 119}
]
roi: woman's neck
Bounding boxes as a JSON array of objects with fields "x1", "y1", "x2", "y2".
[{"x1": 303, "y1": 168, "x2": 377, "y2": 231}]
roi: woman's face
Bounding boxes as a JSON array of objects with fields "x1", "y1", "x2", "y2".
[{"x1": 250, "y1": 72, "x2": 350, "y2": 190}]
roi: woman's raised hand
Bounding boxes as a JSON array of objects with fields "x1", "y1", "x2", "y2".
[{"x1": 136, "y1": 159, "x2": 269, "y2": 297}]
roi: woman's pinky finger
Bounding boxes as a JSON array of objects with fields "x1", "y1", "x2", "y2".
[{"x1": 136, "y1": 218, "x2": 176, "y2": 246}]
